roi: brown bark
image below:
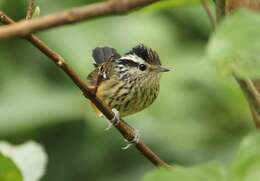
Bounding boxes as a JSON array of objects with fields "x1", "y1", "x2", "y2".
[
  {"x1": 226, "y1": 0, "x2": 260, "y2": 14},
  {"x1": 0, "y1": 0, "x2": 159, "y2": 39}
]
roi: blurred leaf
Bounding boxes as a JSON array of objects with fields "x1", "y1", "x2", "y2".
[
  {"x1": 143, "y1": 132, "x2": 260, "y2": 181},
  {"x1": 0, "y1": 74, "x2": 83, "y2": 136},
  {"x1": 230, "y1": 131, "x2": 260, "y2": 181},
  {"x1": 144, "y1": 0, "x2": 207, "y2": 12},
  {"x1": 0, "y1": 141, "x2": 47, "y2": 181},
  {"x1": 206, "y1": 9, "x2": 260, "y2": 78},
  {"x1": 0, "y1": 153, "x2": 23, "y2": 181},
  {"x1": 143, "y1": 168, "x2": 174, "y2": 181},
  {"x1": 143, "y1": 163, "x2": 226, "y2": 181}
]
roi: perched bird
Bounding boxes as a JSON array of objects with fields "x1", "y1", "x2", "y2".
[{"x1": 86, "y1": 44, "x2": 169, "y2": 126}]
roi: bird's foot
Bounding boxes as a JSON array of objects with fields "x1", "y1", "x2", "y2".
[
  {"x1": 105, "y1": 108, "x2": 120, "y2": 130},
  {"x1": 122, "y1": 128, "x2": 140, "y2": 150}
]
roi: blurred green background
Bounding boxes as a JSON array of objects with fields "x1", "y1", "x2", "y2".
[{"x1": 0, "y1": 0, "x2": 255, "y2": 180}]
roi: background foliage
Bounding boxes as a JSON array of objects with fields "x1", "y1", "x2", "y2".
[
  {"x1": 0, "y1": 0, "x2": 258, "y2": 180},
  {"x1": 144, "y1": 131, "x2": 260, "y2": 181}
]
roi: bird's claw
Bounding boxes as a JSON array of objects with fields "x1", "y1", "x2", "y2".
[
  {"x1": 105, "y1": 108, "x2": 120, "y2": 130},
  {"x1": 104, "y1": 109, "x2": 140, "y2": 150},
  {"x1": 121, "y1": 128, "x2": 140, "y2": 150}
]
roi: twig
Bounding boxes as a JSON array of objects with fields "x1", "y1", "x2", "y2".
[
  {"x1": 26, "y1": 0, "x2": 36, "y2": 20},
  {"x1": 201, "y1": 0, "x2": 216, "y2": 30},
  {"x1": 215, "y1": 0, "x2": 225, "y2": 23},
  {"x1": 233, "y1": 74, "x2": 260, "y2": 128},
  {"x1": 0, "y1": 12, "x2": 171, "y2": 168},
  {"x1": 0, "y1": 0, "x2": 159, "y2": 39}
]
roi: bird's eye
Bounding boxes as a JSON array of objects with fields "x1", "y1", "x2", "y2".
[{"x1": 139, "y1": 64, "x2": 147, "y2": 71}]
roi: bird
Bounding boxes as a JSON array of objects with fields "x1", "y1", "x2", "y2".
[{"x1": 86, "y1": 44, "x2": 169, "y2": 133}]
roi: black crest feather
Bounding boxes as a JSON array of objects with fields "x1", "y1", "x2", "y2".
[
  {"x1": 126, "y1": 44, "x2": 161, "y2": 65},
  {"x1": 92, "y1": 47, "x2": 121, "y2": 66}
]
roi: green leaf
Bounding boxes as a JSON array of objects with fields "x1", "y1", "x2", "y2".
[
  {"x1": 0, "y1": 153, "x2": 23, "y2": 181},
  {"x1": 143, "y1": 168, "x2": 174, "y2": 181},
  {"x1": 143, "y1": 163, "x2": 226, "y2": 181},
  {"x1": 230, "y1": 131, "x2": 260, "y2": 181},
  {"x1": 144, "y1": 0, "x2": 205, "y2": 12},
  {"x1": 206, "y1": 10, "x2": 260, "y2": 78},
  {"x1": 0, "y1": 141, "x2": 47, "y2": 181}
]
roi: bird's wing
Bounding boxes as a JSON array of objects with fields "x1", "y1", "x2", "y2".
[
  {"x1": 87, "y1": 48, "x2": 117, "y2": 117},
  {"x1": 86, "y1": 68, "x2": 99, "y2": 89},
  {"x1": 86, "y1": 61, "x2": 113, "y2": 89},
  {"x1": 92, "y1": 47, "x2": 121, "y2": 66},
  {"x1": 86, "y1": 62, "x2": 114, "y2": 117}
]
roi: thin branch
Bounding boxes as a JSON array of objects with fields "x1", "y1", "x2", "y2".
[
  {"x1": 234, "y1": 74, "x2": 260, "y2": 128},
  {"x1": 201, "y1": 0, "x2": 216, "y2": 30},
  {"x1": 0, "y1": 12, "x2": 171, "y2": 168},
  {"x1": 215, "y1": 0, "x2": 225, "y2": 23},
  {"x1": 26, "y1": 0, "x2": 36, "y2": 20},
  {"x1": 0, "y1": 0, "x2": 159, "y2": 39}
]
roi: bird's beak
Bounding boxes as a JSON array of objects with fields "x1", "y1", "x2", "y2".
[{"x1": 157, "y1": 66, "x2": 170, "y2": 73}]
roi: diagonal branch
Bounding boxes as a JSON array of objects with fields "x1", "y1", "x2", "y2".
[
  {"x1": 0, "y1": 12, "x2": 171, "y2": 168},
  {"x1": 234, "y1": 74, "x2": 260, "y2": 128},
  {"x1": 0, "y1": 0, "x2": 159, "y2": 39}
]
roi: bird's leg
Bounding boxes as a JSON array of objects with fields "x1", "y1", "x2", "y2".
[
  {"x1": 122, "y1": 128, "x2": 140, "y2": 150},
  {"x1": 105, "y1": 108, "x2": 120, "y2": 130},
  {"x1": 105, "y1": 108, "x2": 140, "y2": 149}
]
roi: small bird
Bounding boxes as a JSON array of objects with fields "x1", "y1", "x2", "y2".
[{"x1": 86, "y1": 44, "x2": 169, "y2": 127}]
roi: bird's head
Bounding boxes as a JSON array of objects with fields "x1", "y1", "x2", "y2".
[{"x1": 114, "y1": 44, "x2": 170, "y2": 81}]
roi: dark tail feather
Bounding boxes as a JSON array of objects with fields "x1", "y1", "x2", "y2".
[{"x1": 92, "y1": 47, "x2": 121, "y2": 65}]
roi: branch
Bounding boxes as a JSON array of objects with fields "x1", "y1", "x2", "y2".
[
  {"x1": 0, "y1": 0, "x2": 159, "y2": 39},
  {"x1": 215, "y1": 0, "x2": 225, "y2": 23},
  {"x1": 234, "y1": 74, "x2": 260, "y2": 128},
  {"x1": 0, "y1": 12, "x2": 171, "y2": 168},
  {"x1": 26, "y1": 0, "x2": 36, "y2": 20},
  {"x1": 201, "y1": 0, "x2": 216, "y2": 30}
]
